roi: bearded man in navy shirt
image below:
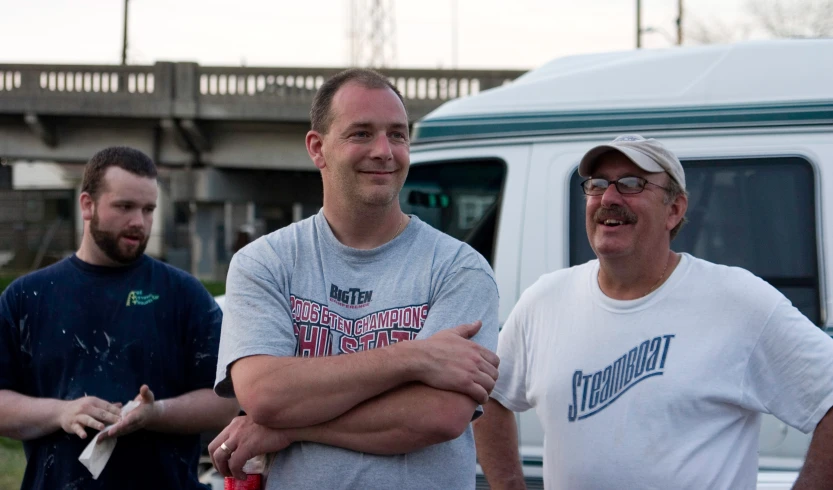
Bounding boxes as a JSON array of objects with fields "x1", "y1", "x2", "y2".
[{"x1": 0, "y1": 147, "x2": 238, "y2": 489}]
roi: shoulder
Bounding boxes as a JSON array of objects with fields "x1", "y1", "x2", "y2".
[
  {"x1": 2, "y1": 257, "x2": 73, "y2": 297},
  {"x1": 522, "y1": 260, "x2": 596, "y2": 305},
  {"x1": 502, "y1": 261, "x2": 595, "y2": 325},
  {"x1": 412, "y1": 217, "x2": 494, "y2": 275},
  {"x1": 225, "y1": 218, "x2": 319, "y2": 295},
  {"x1": 410, "y1": 219, "x2": 498, "y2": 295},
  {"x1": 683, "y1": 254, "x2": 783, "y2": 304},
  {"x1": 145, "y1": 256, "x2": 202, "y2": 286},
  {"x1": 233, "y1": 216, "x2": 316, "y2": 270},
  {"x1": 138, "y1": 257, "x2": 216, "y2": 308}
]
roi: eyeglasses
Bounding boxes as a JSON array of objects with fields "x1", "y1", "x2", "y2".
[{"x1": 580, "y1": 176, "x2": 670, "y2": 196}]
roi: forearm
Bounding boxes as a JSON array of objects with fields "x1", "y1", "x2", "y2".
[
  {"x1": 0, "y1": 390, "x2": 62, "y2": 440},
  {"x1": 233, "y1": 342, "x2": 423, "y2": 429},
  {"x1": 473, "y1": 399, "x2": 526, "y2": 490},
  {"x1": 147, "y1": 389, "x2": 239, "y2": 434},
  {"x1": 287, "y1": 382, "x2": 476, "y2": 455},
  {"x1": 793, "y1": 406, "x2": 833, "y2": 489}
]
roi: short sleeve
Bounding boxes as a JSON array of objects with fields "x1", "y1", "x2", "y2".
[
  {"x1": 415, "y1": 264, "x2": 499, "y2": 353},
  {"x1": 214, "y1": 249, "x2": 296, "y2": 398},
  {"x1": 182, "y1": 276, "x2": 224, "y2": 393},
  {"x1": 414, "y1": 260, "x2": 499, "y2": 420},
  {"x1": 741, "y1": 298, "x2": 833, "y2": 433},
  {"x1": 0, "y1": 286, "x2": 23, "y2": 392},
  {"x1": 490, "y1": 294, "x2": 533, "y2": 413}
]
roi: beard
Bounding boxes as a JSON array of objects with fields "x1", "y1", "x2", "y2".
[{"x1": 90, "y1": 212, "x2": 148, "y2": 265}]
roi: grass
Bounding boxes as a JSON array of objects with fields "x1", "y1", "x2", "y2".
[
  {"x1": 0, "y1": 437, "x2": 25, "y2": 490},
  {"x1": 0, "y1": 275, "x2": 16, "y2": 293},
  {"x1": 200, "y1": 280, "x2": 226, "y2": 297}
]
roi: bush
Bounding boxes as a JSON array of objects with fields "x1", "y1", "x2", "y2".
[
  {"x1": 200, "y1": 281, "x2": 225, "y2": 297},
  {"x1": 0, "y1": 276, "x2": 16, "y2": 294},
  {"x1": 0, "y1": 437, "x2": 25, "y2": 490}
]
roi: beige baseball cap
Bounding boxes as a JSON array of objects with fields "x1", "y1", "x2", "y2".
[{"x1": 578, "y1": 134, "x2": 686, "y2": 190}]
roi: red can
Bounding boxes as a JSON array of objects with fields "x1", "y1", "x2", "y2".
[{"x1": 224, "y1": 474, "x2": 262, "y2": 490}]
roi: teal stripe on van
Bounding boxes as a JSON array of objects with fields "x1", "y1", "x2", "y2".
[{"x1": 411, "y1": 101, "x2": 833, "y2": 144}]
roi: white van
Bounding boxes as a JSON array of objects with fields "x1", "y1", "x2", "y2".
[{"x1": 402, "y1": 39, "x2": 833, "y2": 489}]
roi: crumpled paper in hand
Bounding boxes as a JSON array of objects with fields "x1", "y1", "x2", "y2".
[{"x1": 78, "y1": 400, "x2": 141, "y2": 479}]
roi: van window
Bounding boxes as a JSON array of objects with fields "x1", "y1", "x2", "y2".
[
  {"x1": 569, "y1": 157, "x2": 821, "y2": 324},
  {"x1": 401, "y1": 159, "x2": 507, "y2": 265}
]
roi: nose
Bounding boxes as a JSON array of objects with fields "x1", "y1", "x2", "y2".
[
  {"x1": 126, "y1": 209, "x2": 146, "y2": 230},
  {"x1": 599, "y1": 182, "x2": 625, "y2": 207},
  {"x1": 370, "y1": 133, "x2": 393, "y2": 161}
]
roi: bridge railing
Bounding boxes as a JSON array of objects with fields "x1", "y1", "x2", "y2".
[
  {"x1": 194, "y1": 65, "x2": 520, "y2": 121},
  {"x1": 0, "y1": 62, "x2": 525, "y2": 122},
  {"x1": 0, "y1": 63, "x2": 173, "y2": 117},
  {"x1": 196, "y1": 66, "x2": 513, "y2": 100}
]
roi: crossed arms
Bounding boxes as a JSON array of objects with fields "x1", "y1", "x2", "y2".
[{"x1": 211, "y1": 322, "x2": 499, "y2": 479}]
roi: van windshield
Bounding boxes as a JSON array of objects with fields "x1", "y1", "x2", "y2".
[{"x1": 400, "y1": 159, "x2": 507, "y2": 265}]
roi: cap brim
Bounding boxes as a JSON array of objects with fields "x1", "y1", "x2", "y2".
[{"x1": 579, "y1": 145, "x2": 665, "y2": 177}]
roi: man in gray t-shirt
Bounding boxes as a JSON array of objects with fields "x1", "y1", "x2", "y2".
[{"x1": 208, "y1": 68, "x2": 500, "y2": 489}]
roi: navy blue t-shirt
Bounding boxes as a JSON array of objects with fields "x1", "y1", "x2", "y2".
[{"x1": 0, "y1": 254, "x2": 222, "y2": 489}]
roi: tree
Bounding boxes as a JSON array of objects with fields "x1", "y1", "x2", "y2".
[
  {"x1": 686, "y1": 15, "x2": 752, "y2": 44},
  {"x1": 687, "y1": 0, "x2": 833, "y2": 45},
  {"x1": 748, "y1": 0, "x2": 833, "y2": 37}
]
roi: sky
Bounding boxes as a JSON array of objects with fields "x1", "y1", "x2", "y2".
[{"x1": 0, "y1": 0, "x2": 762, "y2": 71}]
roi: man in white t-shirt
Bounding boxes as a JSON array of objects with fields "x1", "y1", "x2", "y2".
[{"x1": 473, "y1": 134, "x2": 833, "y2": 489}]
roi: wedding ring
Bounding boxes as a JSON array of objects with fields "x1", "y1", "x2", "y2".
[{"x1": 220, "y1": 442, "x2": 232, "y2": 454}]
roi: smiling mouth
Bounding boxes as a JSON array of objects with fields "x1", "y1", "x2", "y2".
[{"x1": 594, "y1": 205, "x2": 637, "y2": 228}]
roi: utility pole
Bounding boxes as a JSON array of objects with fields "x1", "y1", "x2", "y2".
[
  {"x1": 451, "y1": 0, "x2": 458, "y2": 68},
  {"x1": 676, "y1": 0, "x2": 683, "y2": 45},
  {"x1": 636, "y1": 0, "x2": 642, "y2": 48},
  {"x1": 121, "y1": 0, "x2": 129, "y2": 65}
]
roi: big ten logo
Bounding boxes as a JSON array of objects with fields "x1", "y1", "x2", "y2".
[{"x1": 330, "y1": 284, "x2": 373, "y2": 307}]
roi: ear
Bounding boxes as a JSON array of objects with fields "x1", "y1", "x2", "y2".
[
  {"x1": 79, "y1": 192, "x2": 95, "y2": 221},
  {"x1": 666, "y1": 192, "x2": 688, "y2": 232},
  {"x1": 305, "y1": 130, "x2": 326, "y2": 170}
]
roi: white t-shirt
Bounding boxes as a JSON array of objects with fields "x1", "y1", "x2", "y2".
[{"x1": 491, "y1": 253, "x2": 833, "y2": 490}]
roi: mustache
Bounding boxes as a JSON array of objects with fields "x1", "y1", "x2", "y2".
[{"x1": 594, "y1": 205, "x2": 637, "y2": 224}]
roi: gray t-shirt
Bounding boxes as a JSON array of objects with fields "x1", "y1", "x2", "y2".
[{"x1": 215, "y1": 209, "x2": 499, "y2": 490}]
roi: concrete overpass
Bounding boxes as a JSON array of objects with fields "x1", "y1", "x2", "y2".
[{"x1": 0, "y1": 62, "x2": 525, "y2": 278}]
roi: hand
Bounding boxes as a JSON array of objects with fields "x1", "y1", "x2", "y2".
[
  {"x1": 98, "y1": 384, "x2": 158, "y2": 441},
  {"x1": 412, "y1": 321, "x2": 500, "y2": 404},
  {"x1": 57, "y1": 396, "x2": 123, "y2": 439},
  {"x1": 209, "y1": 415, "x2": 291, "y2": 480}
]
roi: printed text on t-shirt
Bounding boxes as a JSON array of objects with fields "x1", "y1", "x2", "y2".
[
  {"x1": 329, "y1": 284, "x2": 373, "y2": 308},
  {"x1": 290, "y1": 295, "x2": 429, "y2": 357},
  {"x1": 568, "y1": 335, "x2": 675, "y2": 422}
]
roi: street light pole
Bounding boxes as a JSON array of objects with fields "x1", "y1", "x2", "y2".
[
  {"x1": 122, "y1": 0, "x2": 129, "y2": 65},
  {"x1": 451, "y1": 0, "x2": 458, "y2": 68},
  {"x1": 636, "y1": 0, "x2": 642, "y2": 48},
  {"x1": 677, "y1": 0, "x2": 683, "y2": 45}
]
